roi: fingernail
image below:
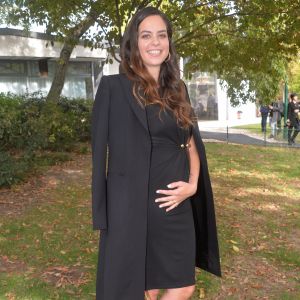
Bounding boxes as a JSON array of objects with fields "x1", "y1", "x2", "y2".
[
  {"x1": 156, "y1": 190, "x2": 160, "y2": 193},
  {"x1": 159, "y1": 205, "x2": 162, "y2": 208},
  {"x1": 167, "y1": 184, "x2": 171, "y2": 188},
  {"x1": 155, "y1": 199, "x2": 158, "y2": 202}
]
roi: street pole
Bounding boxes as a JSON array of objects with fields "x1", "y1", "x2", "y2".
[{"x1": 283, "y1": 81, "x2": 288, "y2": 139}]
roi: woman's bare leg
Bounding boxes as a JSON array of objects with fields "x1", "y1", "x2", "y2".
[
  {"x1": 160, "y1": 285, "x2": 195, "y2": 300},
  {"x1": 145, "y1": 289, "x2": 160, "y2": 300}
]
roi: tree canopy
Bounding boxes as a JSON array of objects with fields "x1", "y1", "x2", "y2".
[
  {"x1": 1, "y1": 0, "x2": 300, "y2": 104},
  {"x1": 288, "y1": 56, "x2": 300, "y2": 93}
]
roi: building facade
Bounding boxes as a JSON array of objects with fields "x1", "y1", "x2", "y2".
[
  {"x1": 0, "y1": 28, "x2": 258, "y2": 124},
  {"x1": 0, "y1": 28, "x2": 113, "y2": 99},
  {"x1": 185, "y1": 71, "x2": 259, "y2": 125}
]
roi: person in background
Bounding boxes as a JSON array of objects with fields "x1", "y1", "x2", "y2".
[
  {"x1": 259, "y1": 102, "x2": 269, "y2": 133},
  {"x1": 287, "y1": 93, "x2": 300, "y2": 145},
  {"x1": 268, "y1": 99, "x2": 282, "y2": 138},
  {"x1": 276, "y1": 98, "x2": 284, "y2": 132}
]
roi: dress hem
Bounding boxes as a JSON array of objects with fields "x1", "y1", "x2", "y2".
[{"x1": 145, "y1": 279, "x2": 196, "y2": 291}]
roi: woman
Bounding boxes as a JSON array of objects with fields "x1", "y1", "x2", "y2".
[{"x1": 91, "y1": 7, "x2": 221, "y2": 300}]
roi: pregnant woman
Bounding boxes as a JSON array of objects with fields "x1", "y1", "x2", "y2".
[{"x1": 91, "y1": 6, "x2": 221, "y2": 300}]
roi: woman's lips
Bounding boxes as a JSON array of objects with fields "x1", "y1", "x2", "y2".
[{"x1": 147, "y1": 50, "x2": 162, "y2": 56}]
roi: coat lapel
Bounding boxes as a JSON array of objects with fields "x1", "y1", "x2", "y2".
[{"x1": 118, "y1": 74, "x2": 149, "y2": 133}]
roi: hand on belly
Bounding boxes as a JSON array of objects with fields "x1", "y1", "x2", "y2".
[{"x1": 154, "y1": 181, "x2": 197, "y2": 212}]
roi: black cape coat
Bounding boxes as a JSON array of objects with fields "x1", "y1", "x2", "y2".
[{"x1": 91, "y1": 73, "x2": 221, "y2": 300}]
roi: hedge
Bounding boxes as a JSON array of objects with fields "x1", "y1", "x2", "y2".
[{"x1": 0, "y1": 93, "x2": 93, "y2": 187}]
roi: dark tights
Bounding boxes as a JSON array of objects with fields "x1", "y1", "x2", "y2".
[{"x1": 288, "y1": 121, "x2": 300, "y2": 144}]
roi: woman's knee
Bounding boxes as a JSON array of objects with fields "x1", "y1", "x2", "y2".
[
  {"x1": 165, "y1": 285, "x2": 195, "y2": 299},
  {"x1": 181, "y1": 285, "x2": 195, "y2": 298},
  {"x1": 145, "y1": 289, "x2": 160, "y2": 300}
]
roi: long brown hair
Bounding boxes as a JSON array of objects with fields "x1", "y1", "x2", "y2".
[{"x1": 120, "y1": 7, "x2": 196, "y2": 129}]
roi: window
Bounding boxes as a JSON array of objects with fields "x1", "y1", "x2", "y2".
[
  {"x1": 67, "y1": 62, "x2": 92, "y2": 76},
  {"x1": 0, "y1": 61, "x2": 25, "y2": 75},
  {"x1": 186, "y1": 72, "x2": 218, "y2": 121}
]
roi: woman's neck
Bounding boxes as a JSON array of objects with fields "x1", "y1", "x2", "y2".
[{"x1": 147, "y1": 66, "x2": 160, "y2": 83}]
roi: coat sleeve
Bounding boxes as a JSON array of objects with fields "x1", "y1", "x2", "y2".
[
  {"x1": 91, "y1": 75, "x2": 110, "y2": 230},
  {"x1": 183, "y1": 81, "x2": 222, "y2": 277}
]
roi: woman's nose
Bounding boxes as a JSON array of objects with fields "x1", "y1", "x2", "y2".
[{"x1": 151, "y1": 36, "x2": 160, "y2": 45}]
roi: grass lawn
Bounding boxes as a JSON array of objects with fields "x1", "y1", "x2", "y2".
[
  {"x1": 0, "y1": 143, "x2": 299, "y2": 299},
  {"x1": 232, "y1": 123, "x2": 263, "y2": 134},
  {"x1": 232, "y1": 123, "x2": 296, "y2": 143}
]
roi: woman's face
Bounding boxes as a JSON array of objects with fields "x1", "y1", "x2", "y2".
[{"x1": 137, "y1": 15, "x2": 170, "y2": 72}]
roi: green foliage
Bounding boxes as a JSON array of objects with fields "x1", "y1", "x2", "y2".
[
  {"x1": 0, "y1": 93, "x2": 23, "y2": 149},
  {"x1": 288, "y1": 58, "x2": 300, "y2": 93},
  {"x1": 2, "y1": 1, "x2": 300, "y2": 104},
  {"x1": 0, "y1": 93, "x2": 92, "y2": 187}
]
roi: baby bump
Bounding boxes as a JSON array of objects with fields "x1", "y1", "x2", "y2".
[{"x1": 148, "y1": 150, "x2": 192, "y2": 217}]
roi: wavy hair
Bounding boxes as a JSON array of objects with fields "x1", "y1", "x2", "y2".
[{"x1": 120, "y1": 6, "x2": 196, "y2": 129}]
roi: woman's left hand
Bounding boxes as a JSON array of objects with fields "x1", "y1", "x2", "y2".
[{"x1": 155, "y1": 181, "x2": 197, "y2": 212}]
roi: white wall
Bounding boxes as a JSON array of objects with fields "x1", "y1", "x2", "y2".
[
  {"x1": 0, "y1": 35, "x2": 106, "y2": 59},
  {"x1": 103, "y1": 54, "x2": 120, "y2": 75},
  {"x1": 217, "y1": 79, "x2": 259, "y2": 125}
]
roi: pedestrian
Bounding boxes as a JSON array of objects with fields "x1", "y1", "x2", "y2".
[
  {"x1": 269, "y1": 99, "x2": 282, "y2": 138},
  {"x1": 276, "y1": 98, "x2": 284, "y2": 132},
  {"x1": 91, "y1": 6, "x2": 221, "y2": 300},
  {"x1": 259, "y1": 102, "x2": 269, "y2": 133},
  {"x1": 287, "y1": 93, "x2": 300, "y2": 145}
]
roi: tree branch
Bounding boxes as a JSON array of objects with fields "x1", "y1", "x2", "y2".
[
  {"x1": 94, "y1": 18, "x2": 121, "y2": 63},
  {"x1": 173, "y1": 10, "x2": 274, "y2": 45},
  {"x1": 123, "y1": 0, "x2": 152, "y2": 34},
  {"x1": 170, "y1": 0, "x2": 220, "y2": 22},
  {"x1": 137, "y1": 0, "x2": 152, "y2": 11},
  {"x1": 124, "y1": 0, "x2": 138, "y2": 28},
  {"x1": 115, "y1": 0, "x2": 123, "y2": 45},
  {"x1": 155, "y1": 0, "x2": 163, "y2": 9}
]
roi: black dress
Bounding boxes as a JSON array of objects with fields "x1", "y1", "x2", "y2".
[{"x1": 144, "y1": 103, "x2": 196, "y2": 290}]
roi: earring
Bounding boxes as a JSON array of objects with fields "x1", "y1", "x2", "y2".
[{"x1": 165, "y1": 52, "x2": 171, "y2": 62}]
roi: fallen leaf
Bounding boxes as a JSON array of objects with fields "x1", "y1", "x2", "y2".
[
  {"x1": 230, "y1": 240, "x2": 238, "y2": 244},
  {"x1": 232, "y1": 245, "x2": 240, "y2": 252},
  {"x1": 199, "y1": 287, "x2": 205, "y2": 299}
]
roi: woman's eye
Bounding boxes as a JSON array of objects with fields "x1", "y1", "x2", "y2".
[
  {"x1": 141, "y1": 34, "x2": 151, "y2": 39},
  {"x1": 159, "y1": 34, "x2": 167, "y2": 39}
]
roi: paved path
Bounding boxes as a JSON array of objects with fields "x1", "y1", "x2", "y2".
[{"x1": 199, "y1": 126, "x2": 300, "y2": 148}]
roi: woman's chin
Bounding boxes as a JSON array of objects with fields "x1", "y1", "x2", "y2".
[{"x1": 145, "y1": 60, "x2": 165, "y2": 68}]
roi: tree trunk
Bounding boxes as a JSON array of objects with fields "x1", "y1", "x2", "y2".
[
  {"x1": 46, "y1": 14, "x2": 96, "y2": 102},
  {"x1": 46, "y1": 43, "x2": 74, "y2": 102}
]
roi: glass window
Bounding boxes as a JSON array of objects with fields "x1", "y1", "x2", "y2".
[
  {"x1": 28, "y1": 60, "x2": 56, "y2": 77},
  {"x1": 67, "y1": 62, "x2": 91, "y2": 76},
  {"x1": 0, "y1": 61, "x2": 25, "y2": 75},
  {"x1": 185, "y1": 72, "x2": 218, "y2": 121}
]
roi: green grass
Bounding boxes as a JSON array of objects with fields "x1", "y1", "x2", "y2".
[
  {"x1": 266, "y1": 247, "x2": 300, "y2": 268},
  {"x1": 0, "y1": 177, "x2": 97, "y2": 299},
  {"x1": 1, "y1": 143, "x2": 299, "y2": 299},
  {"x1": 232, "y1": 123, "x2": 298, "y2": 143},
  {"x1": 275, "y1": 291, "x2": 300, "y2": 300},
  {"x1": 232, "y1": 123, "x2": 263, "y2": 134}
]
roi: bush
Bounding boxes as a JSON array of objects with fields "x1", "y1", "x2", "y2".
[
  {"x1": 0, "y1": 92, "x2": 93, "y2": 187},
  {"x1": 0, "y1": 150, "x2": 35, "y2": 187},
  {"x1": 0, "y1": 93, "x2": 23, "y2": 150}
]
